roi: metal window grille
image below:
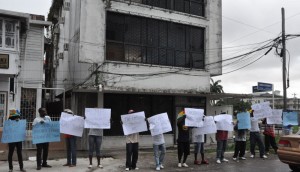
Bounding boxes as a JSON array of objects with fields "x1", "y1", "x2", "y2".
[
  {"x1": 20, "y1": 88, "x2": 37, "y2": 127},
  {"x1": 0, "y1": 92, "x2": 6, "y2": 127}
]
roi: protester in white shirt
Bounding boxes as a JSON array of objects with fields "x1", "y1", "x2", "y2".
[{"x1": 152, "y1": 134, "x2": 166, "y2": 171}]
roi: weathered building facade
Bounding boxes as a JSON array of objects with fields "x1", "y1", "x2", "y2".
[
  {"x1": 49, "y1": 0, "x2": 222, "y2": 149},
  {"x1": 0, "y1": 9, "x2": 50, "y2": 149}
]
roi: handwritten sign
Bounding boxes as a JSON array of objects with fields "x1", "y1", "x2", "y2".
[
  {"x1": 32, "y1": 121, "x2": 60, "y2": 144},
  {"x1": 267, "y1": 109, "x2": 283, "y2": 125},
  {"x1": 184, "y1": 108, "x2": 204, "y2": 127},
  {"x1": 237, "y1": 112, "x2": 251, "y2": 129},
  {"x1": 121, "y1": 111, "x2": 147, "y2": 135},
  {"x1": 283, "y1": 111, "x2": 298, "y2": 126},
  {"x1": 84, "y1": 108, "x2": 111, "y2": 129},
  {"x1": 1, "y1": 120, "x2": 26, "y2": 143},
  {"x1": 214, "y1": 114, "x2": 233, "y2": 131},
  {"x1": 60, "y1": 112, "x2": 85, "y2": 137},
  {"x1": 251, "y1": 102, "x2": 272, "y2": 119},
  {"x1": 193, "y1": 116, "x2": 217, "y2": 135},
  {"x1": 147, "y1": 113, "x2": 172, "y2": 136}
]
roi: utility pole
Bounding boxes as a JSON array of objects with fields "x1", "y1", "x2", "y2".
[{"x1": 282, "y1": 8, "x2": 287, "y2": 111}]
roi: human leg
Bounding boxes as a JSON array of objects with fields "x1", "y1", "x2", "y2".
[
  {"x1": 250, "y1": 132, "x2": 256, "y2": 156},
  {"x1": 70, "y1": 136, "x2": 77, "y2": 165},
  {"x1": 239, "y1": 141, "x2": 246, "y2": 158},
  {"x1": 66, "y1": 137, "x2": 71, "y2": 165},
  {"x1": 126, "y1": 143, "x2": 133, "y2": 169},
  {"x1": 153, "y1": 144, "x2": 160, "y2": 168},
  {"x1": 16, "y1": 142, "x2": 24, "y2": 170},
  {"x1": 42, "y1": 143, "x2": 50, "y2": 166},
  {"x1": 131, "y1": 143, "x2": 139, "y2": 169},
  {"x1": 36, "y1": 143, "x2": 42, "y2": 168},
  {"x1": 159, "y1": 144, "x2": 166, "y2": 166},
  {"x1": 8, "y1": 143, "x2": 16, "y2": 170}
]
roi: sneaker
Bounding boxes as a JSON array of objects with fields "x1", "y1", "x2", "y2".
[
  {"x1": 265, "y1": 152, "x2": 269, "y2": 155},
  {"x1": 20, "y1": 169, "x2": 27, "y2": 172},
  {"x1": 201, "y1": 160, "x2": 209, "y2": 164},
  {"x1": 194, "y1": 160, "x2": 201, "y2": 165},
  {"x1": 178, "y1": 163, "x2": 182, "y2": 168},
  {"x1": 69, "y1": 165, "x2": 76, "y2": 167},
  {"x1": 36, "y1": 166, "x2": 41, "y2": 170},
  {"x1": 240, "y1": 157, "x2": 246, "y2": 160},
  {"x1": 160, "y1": 164, "x2": 164, "y2": 169},
  {"x1": 261, "y1": 155, "x2": 268, "y2": 159},
  {"x1": 125, "y1": 168, "x2": 130, "y2": 171},
  {"x1": 88, "y1": 165, "x2": 92, "y2": 169},
  {"x1": 216, "y1": 159, "x2": 221, "y2": 164},
  {"x1": 182, "y1": 163, "x2": 189, "y2": 167},
  {"x1": 42, "y1": 164, "x2": 52, "y2": 168},
  {"x1": 134, "y1": 167, "x2": 139, "y2": 170},
  {"x1": 63, "y1": 164, "x2": 70, "y2": 166},
  {"x1": 9, "y1": 169, "x2": 13, "y2": 172},
  {"x1": 232, "y1": 157, "x2": 237, "y2": 161},
  {"x1": 98, "y1": 164, "x2": 103, "y2": 168},
  {"x1": 222, "y1": 158, "x2": 229, "y2": 162},
  {"x1": 156, "y1": 167, "x2": 160, "y2": 171},
  {"x1": 250, "y1": 155, "x2": 255, "y2": 158}
]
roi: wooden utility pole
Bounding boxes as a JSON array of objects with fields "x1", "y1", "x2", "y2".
[{"x1": 282, "y1": 8, "x2": 287, "y2": 110}]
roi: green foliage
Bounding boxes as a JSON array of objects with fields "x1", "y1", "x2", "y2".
[
  {"x1": 210, "y1": 78, "x2": 224, "y2": 93},
  {"x1": 233, "y1": 101, "x2": 252, "y2": 113}
]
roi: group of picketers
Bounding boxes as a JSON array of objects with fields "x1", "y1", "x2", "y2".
[{"x1": 5, "y1": 108, "x2": 279, "y2": 172}]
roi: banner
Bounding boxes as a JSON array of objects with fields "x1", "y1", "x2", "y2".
[
  {"x1": 184, "y1": 108, "x2": 204, "y2": 127},
  {"x1": 121, "y1": 111, "x2": 148, "y2": 135},
  {"x1": 60, "y1": 112, "x2": 85, "y2": 137},
  {"x1": 283, "y1": 111, "x2": 298, "y2": 126},
  {"x1": 237, "y1": 112, "x2": 251, "y2": 129},
  {"x1": 251, "y1": 102, "x2": 272, "y2": 119},
  {"x1": 1, "y1": 120, "x2": 26, "y2": 143},
  {"x1": 267, "y1": 109, "x2": 283, "y2": 125},
  {"x1": 84, "y1": 108, "x2": 111, "y2": 129},
  {"x1": 214, "y1": 114, "x2": 233, "y2": 131},
  {"x1": 193, "y1": 116, "x2": 217, "y2": 135},
  {"x1": 32, "y1": 121, "x2": 60, "y2": 144},
  {"x1": 147, "y1": 113, "x2": 172, "y2": 136}
]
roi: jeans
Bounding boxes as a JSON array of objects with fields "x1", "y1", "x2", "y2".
[
  {"x1": 36, "y1": 142, "x2": 49, "y2": 167},
  {"x1": 233, "y1": 141, "x2": 246, "y2": 158},
  {"x1": 153, "y1": 144, "x2": 166, "y2": 167},
  {"x1": 126, "y1": 143, "x2": 139, "y2": 169},
  {"x1": 264, "y1": 135, "x2": 278, "y2": 152},
  {"x1": 88, "y1": 135, "x2": 102, "y2": 156},
  {"x1": 8, "y1": 142, "x2": 23, "y2": 170},
  {"x1": 66, "y1": 136, "x2": 77, "y2": 165},
  {"x1": 250, "y1": 132, "x2": 265, "y2": 157},
  {"x1": 216, "y1": 140, "x2": 227, "y2": 160}
]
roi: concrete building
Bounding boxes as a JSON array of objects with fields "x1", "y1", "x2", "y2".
[
  {"x1": 48, "y1": 0, "x2": 222, "y2": 149},
  {"x1": 0, "y1": 9, "x2": 51, "y2": 149}
]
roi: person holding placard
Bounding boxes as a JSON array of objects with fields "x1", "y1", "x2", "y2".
[
  {"x1": 7, "y1": 109, "x2": 26, "y2": 172},
  {"x1": 192, "y1": 128, "x2": 209, "y2": 165},
  {"x1": 215, "y1": 113, "x2": 230, "y2": 164},
  {"x1": 232, "y1": 113, "x2": 247, "y2": 161},
  {"x1": 125, "y1": 109, "x2": 140, "y2": 171},
  {"x1": 152, "y1": 133, "x2": 166, "y2": 171},
  {"x1": 177, "y1": 110, "x2": 190, "y2": 168},
  {"x1": 62, "y1": 109, "x2": 77, "y2": 167},
  {"x1": 32, "y1": 108, "x2": 52, "y2": 170},
  {"x1": 249, "y1": 110, "x2": 267, "y2": 159},
  {"x1": 262, "y1": 119, "x2": 278, "y2": 155},
  {"x1": 88, "y1": 128, "x2": 104, "y2": 169}
]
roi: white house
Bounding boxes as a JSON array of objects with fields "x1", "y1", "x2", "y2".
[
  {"x1": 0, "y1": 9, "x2": 50, "y2": 149},
  {"x1": 49, "y1": 0, "x2": 222, "y2": 149}
]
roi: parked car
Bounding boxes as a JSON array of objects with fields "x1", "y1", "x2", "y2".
[{"x1": 277, "y1": 134, "x2": 300, "y2": 171}]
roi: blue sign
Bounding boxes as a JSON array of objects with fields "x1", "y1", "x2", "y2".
[
  {"x1": 237, "y1": 112, "x2": 251, "y2": 129},
  {"x1": 1, "y1": 120, "x2": 26, "y2": 143},
  {"x1": 283, "y1": 111, "x2": 298, "y2": 126},
  {"x1": 257, "y1": 82, "x2": 273, "y2": 92},
  {"x1": 32, "y1": 121, "x2": 60, "y2": 144}
]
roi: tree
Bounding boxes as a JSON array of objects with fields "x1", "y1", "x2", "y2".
[{"x1": 210, "y1": 78, "x2": 224, "y2": 93}]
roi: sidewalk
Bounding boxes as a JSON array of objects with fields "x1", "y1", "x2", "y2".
[{"x1": 0, "y1": 145, "x2": 279, "y2": 172}]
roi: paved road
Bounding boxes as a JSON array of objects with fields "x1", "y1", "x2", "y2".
[{"x1": 0, "y1": 149, "x2": 291, "y2": 172}]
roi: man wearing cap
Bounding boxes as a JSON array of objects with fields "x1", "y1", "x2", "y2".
[
  {"x1": 7, "y1": 109, "x2": 26, "y2": 172},
  {"x1": 125, "y1": 109, "x2": 140, "y2": 171},
  {"x1": 32, "y1": 108, "x2": 52, "y2": 170},
  {"x1": 62, "y1": 109, "x2": 77, "y2": 167}
]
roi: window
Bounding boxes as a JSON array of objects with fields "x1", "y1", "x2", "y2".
[
  {"x1": 0, "y1": 19, "x2": 17, "y2": 49},
  {"x1": 21, "y1": 88, "x2": 37, "y2": 127},
  {"x1": 0, "y1": 92, "x2": 7, "y2": 127},
  {"x1": 106, "y1": 12, "x2": 205, "y2": 69},
  {"x1": 125, "y1": 0, "x2": 206, "y2": 17}
]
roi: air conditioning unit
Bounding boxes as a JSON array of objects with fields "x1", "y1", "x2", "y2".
[
  {"x1": 64, "y1": 43, "x2": 69, "y2": 51},
  {"x1": 64, "y1": 1, "x2": 70, "y2": 11},
  {"x1": 58, "y1": 53, "x2": 64, "y2": 59},
  {"x1": 58, "y1": 17, "x2": 65, "y2": 24}
]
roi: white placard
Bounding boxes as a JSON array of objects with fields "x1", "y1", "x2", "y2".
[
  {"x1": 214, "y1": 114, "x2": 233, "y2": 131},
  {"x1": 267, "y1": 109, "x2": 283, "y2": 125},
  {"x1": 184, "y1": 108, "x2": 204, "y2": 127},
  {"x1": 194, "y1": 116, "x2": 217, "y2": 135},
  {"x1": 251, "y1": 102, "x2": 272, "y2": 119},
  {"x1": 121, "y1": 111, "x2": 148, "y2": 135},
  {"x1": 60, "y1": 112, "x2": 85, "y2": 137},
  {"x1": 84, "y1": 108, "x2": 111, "y2": 129},
  {"x1": 147, "y1": 113, "x2": 172, "y2": 136}
]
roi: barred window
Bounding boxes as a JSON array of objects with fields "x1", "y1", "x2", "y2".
[
  {"x1": 125, "y1": 0, "x2": 206, "y2": 17},
  {"x1": 106, "y1": 12, "x2": 205, "y2": 69},
  {"x1": 0, "y1": 19, "x2": 17, "y2": 49}
]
